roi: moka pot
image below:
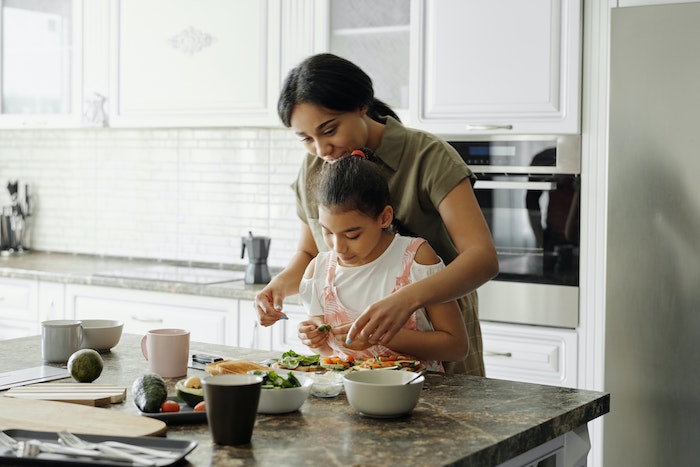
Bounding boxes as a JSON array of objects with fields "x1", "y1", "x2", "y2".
[{"x1": 241, "y1": 232, "x2": 271, "y2": 284}]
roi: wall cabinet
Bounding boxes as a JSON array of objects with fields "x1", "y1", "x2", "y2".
[
  {"x1": 481, "y1": 321, "x2": 578, "y2": 388},
  {"x1": 109, "y1": 0, "x2": 281, "y2": 128},
  {"x1": 412, "y1": 0, "x2": 581, "y2": 135}
]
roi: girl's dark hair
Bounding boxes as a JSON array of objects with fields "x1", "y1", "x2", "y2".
[
  {"x1": 278, "y1": 53, "x2": 400, "y2": 127},
  {"x1": 317, "y1": 149, "x2": 391, "y2": 220}
]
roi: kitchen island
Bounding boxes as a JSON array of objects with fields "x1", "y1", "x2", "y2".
[{"x1": 0, "y1": 334, "x2": 609, "y2": 466}]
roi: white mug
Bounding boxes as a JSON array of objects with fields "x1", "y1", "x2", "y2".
[
  {"x1": 141, "y1": 329, "x2": 190, "y2": 377},
  {"x1": 42, "y1": 320, "x2": 83, "y2": 363}
]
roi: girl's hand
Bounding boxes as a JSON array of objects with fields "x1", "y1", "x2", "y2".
[
  {"x1": 298, "y1": 317, "x2": 329, "y2": 349},
  {"x1": 346, "y1": 292, "x2": 415, "y2": 347},
  {"x1": 254, "y1": 279, "x2": 288, "y2": 326},
  {"x1": 324, "y1": 322, "x2": 370, "y2": 351}
]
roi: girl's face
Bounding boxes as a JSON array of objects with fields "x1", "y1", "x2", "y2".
[
  {"x1": 319, "y1": 205, "x2": 393, "y2": 267},
  {"x1": 289, "y1": 102, "x2": 370, "y2": 162}
]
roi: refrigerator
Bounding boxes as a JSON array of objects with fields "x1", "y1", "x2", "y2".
[{"x1": 606, "y1": 3, "x2": 700, "y2": 466}]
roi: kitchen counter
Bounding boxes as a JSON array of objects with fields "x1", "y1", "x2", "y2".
[
  {"x1": 0, "y1": 250, "x2": 273, "y2": 301},
  {"x1": 0, "y1": 334, "x2": 610, "y2": 466}
]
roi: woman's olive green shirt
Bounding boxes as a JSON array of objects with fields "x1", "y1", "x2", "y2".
[{"x1": 292, "y1": 116, "x2": 485, "y2": 376}]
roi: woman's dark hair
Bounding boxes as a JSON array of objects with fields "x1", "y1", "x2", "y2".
[
  {"x1": 317, "y1": 149, "x2": 391, "y2": 221},
  {"x1": 278, "y1": 53, "x2": 400, "y2": 127}
]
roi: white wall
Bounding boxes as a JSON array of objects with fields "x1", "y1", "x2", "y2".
[{"x1": 0, "y1": 127, "x2": 304, "y2": 268}]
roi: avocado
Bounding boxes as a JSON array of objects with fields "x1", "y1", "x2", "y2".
[
  {"x1": 132, "y1": 373, "x2": 167, "y2": 413},
  {"x1": 175, "y1": 377, "x2": 204, "y2": 408}
]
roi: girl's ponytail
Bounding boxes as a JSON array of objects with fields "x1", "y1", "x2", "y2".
[{"x1": 367, "y1": 98, "x2": 400, "y2": 123}]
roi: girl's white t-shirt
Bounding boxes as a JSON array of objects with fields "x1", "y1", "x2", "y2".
[{"x1": 299, "y1": 234, "x2": 443, "y2": 332}]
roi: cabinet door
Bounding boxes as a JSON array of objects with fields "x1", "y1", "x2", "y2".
[
  {"x1": 65, "y1": 284, "x2": 233, "y2": 345},
  {"x1": 414, "y1": 0, "x2": 581, "y2": 135},
  {"x1": 0, "y1": 278, "x2": 39, "y2": 340},
  {"x1": 238, "y1": 299, "x2": 308, "y2": 354},
  {"x1": 109, "y1": 0, "x2": 281, "y2": 127},
  {"x1": 481, "y1": 321, "x2": 578, "y2": 388}
]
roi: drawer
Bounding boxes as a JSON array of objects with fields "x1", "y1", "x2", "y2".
[
  {"x1": 481, "y1": 322, "x2": 578, "y2": 388},
  {"x1": 0, "y1": 279, "x2": 38, "y2": 321}
]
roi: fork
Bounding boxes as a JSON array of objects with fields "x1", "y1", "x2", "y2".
[{"x1": 58, "y1": 431, "x2": 156, "y2": 466}]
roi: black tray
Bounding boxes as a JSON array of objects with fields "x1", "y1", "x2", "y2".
[
  {"x1": 0, "y1": 429, "x2": 196, "y2": 466},
  {"x1": 135, "y1": 397, "x2": 207, "y2": 424}
]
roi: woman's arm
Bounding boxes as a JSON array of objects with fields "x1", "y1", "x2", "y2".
[
  {"x1": 255, "y1": 223, "x2": 319, "y2": 326},
  {"x1": 346, "y1": 179, "x2": 498, "y2": 345}
]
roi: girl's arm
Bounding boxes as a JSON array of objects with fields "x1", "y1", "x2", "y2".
[
  {"x1": 255, "y1": 223, "x2": 318, "y2": 326},
  {"x1": 346, "y1": 179, "x2": 498, "y2": 345}
]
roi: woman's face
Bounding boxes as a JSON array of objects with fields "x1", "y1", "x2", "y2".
[
  {"x1": 289, "y1": 102, "x2": 370, "y2": 162},
  {"x1": 319, "y1": 205, "x2": 392, "y2": 267}
]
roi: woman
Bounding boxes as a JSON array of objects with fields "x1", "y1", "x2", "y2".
[{"x1": 254, "y1": 53, "x2": 498, "y2": 375}]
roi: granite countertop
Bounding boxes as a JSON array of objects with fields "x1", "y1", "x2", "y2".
[
  {"x1": 0, "y1": 334, "x2": 610, "y2": 466},
  {"x1": 0, "y1": 250, "x2": 275, "y2": 301}
]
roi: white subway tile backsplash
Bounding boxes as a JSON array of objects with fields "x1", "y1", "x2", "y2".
[{"x1": 0, "y1": 127, "x2": 306, "y2": 267}]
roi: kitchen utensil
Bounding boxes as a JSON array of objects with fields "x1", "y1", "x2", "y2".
[
  {"x1": 41, "y1": 320, "x2": 83, "y2": 363},
  {"x1": 58, "y1": 431, "x2": 156, "y2": 466},
  {"x1": 141, "y1": 328, "x2": 190, "y2": 378},
  {"x1": 241, "y1": 231, "x2": 271, "y2": 284},
  {"x1": 0, "y1": 366, "x2": 69, "y2": 390},
  {"x1": 343, "y1": 370, "x2": 425, "y2": 418},
  {"x1": 5, "y1": 383, "x2": 127, "y2": 406},
  {"x1": 403, "y1": 371, "x2": 425, "y2": 385},
  {"x1": 0, "y1": 397, "x2": 167, "y2": 436},
  {"x1": 202, "y1": 374, "x2": 262, "y2": 445}
]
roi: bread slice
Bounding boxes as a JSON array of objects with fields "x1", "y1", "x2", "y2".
[{"x1": 205, "y1": 359, "x2": 271, "y2": 375}]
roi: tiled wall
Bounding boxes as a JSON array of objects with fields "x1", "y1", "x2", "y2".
[{"x1": 0, "y1": 127, "x2": 306, "y2": 268}]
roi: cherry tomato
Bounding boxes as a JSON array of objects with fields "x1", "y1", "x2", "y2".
[
  {"x1": 193, "y1": 401, "x2": 206, "y2": 412},
  {"x1": 160, "y1": 400, "x2": 180, "y2": 413}
]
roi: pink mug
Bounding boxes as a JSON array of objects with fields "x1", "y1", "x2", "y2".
[{"x1": 141, "y1": 329, "x2": 190, "y2": 377}]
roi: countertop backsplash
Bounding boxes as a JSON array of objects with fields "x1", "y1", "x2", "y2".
[{"x1": 0, "y1": 127, "x2": 305, "y2": 268}]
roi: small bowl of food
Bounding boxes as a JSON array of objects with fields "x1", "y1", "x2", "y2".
[
  {"x1": 343, "y1": 370, "x2": 425, "y2": 418},
  {"x1": 80, "y1": 319, "x2": 124, "y2": 352},
  {"x1": 308, "y1": 371, "x2": 345, "y2": 398},
  {"x1": 248, "y1": 370, "x2": 313, "y2": 414}
]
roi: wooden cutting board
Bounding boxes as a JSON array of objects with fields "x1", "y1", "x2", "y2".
[
  {"x1": 5, "y1": 383, "x2": 127, "y2": 407},
  {"x1": 0, "y1": 397, "x2": 166, "y2": 436}
]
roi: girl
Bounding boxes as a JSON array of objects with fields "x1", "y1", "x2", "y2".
[{"x1": 297, "y1": 150, "x2": 469, "y2": 371}]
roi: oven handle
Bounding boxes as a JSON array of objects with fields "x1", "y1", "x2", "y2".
[{"x1": 473, "y1": 180, "x2": 557, "y2": 191}]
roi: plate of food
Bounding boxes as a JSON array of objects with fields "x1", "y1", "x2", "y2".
[
  {"x1": 135, "y1": 397, "x2": 207, "y2": 424},
  {"x1": 270, "y1": 350, "x2": 325, "y2": 372}
]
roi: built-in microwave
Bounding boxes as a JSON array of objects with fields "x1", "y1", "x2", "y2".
[{"x1": 449, "y1": 135, "x2": 581, "y2": 328}]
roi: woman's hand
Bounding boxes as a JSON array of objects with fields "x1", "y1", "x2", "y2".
[
  {"x1": 346, "y1": 291, "x2": 417, "y2": 347},
  {"x1": 254, "y1": 278, "x2": 289, "y2": 326},
  {"x1": 328, "y1": 322, "x2": 372, "y2": 351}
]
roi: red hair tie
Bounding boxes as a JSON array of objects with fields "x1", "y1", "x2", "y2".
[{"x1": 351, "y1": 149, "x2": 366, "y2": 159}]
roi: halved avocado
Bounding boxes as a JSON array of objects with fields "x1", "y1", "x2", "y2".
[{"x1": 175, "y1": 377, "x2": 204, "y2": 408}]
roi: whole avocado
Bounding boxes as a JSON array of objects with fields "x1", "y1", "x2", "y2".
[{"x1": 132, "y1": 373, "x2": 167, "y2": 413}]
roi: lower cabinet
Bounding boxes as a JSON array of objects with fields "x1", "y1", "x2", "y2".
[
  {"x1": 481, "y1": 321, "x2": 578, "y2": 388},
  {"x1": 238, "y1": 300, "x2": 309, "y2": 355},
  {"x1": 0, "y1": 278, "x2": 40, "y2": 340},
  {"x1": 65, "y1": 284, "x2": 234, "y2": 346}
]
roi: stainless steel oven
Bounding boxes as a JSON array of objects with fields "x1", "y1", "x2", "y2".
[{"x1": 449, "y1": 135, "x2": 581, "y2": 328}]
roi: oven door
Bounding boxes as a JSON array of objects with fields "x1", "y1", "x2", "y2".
[{"x1": 473, "y1": 173, "x2": 580, "y2": 328}]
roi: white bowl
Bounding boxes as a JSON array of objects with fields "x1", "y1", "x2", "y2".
[
  {"x1": 343, "y1": 370, "x2": 425, "y2": 418},
  {"x1": 80, "y1": 320, "x2": 124, "y2": 352},
  {"x1": 256, "y1": 374, "x2": 313, "y2": 414},
  {"x1": 308, "y1": 371, "x2": 345, "y2": 398}
]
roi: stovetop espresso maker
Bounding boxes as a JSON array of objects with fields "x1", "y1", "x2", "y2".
[{"x1": 241, "y1": 231, "x2": 271, "y2": 284}]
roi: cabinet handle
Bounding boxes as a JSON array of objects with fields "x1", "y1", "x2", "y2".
[
  {"x1": 131, "y1": 316, "x2": 163, "y2": 323},
  {"x1": 465, "y1": 124, "x2": 513, "y2": 131},
  {"x1": 484, "y1": 351, "x2": 513, "y2": 358}
]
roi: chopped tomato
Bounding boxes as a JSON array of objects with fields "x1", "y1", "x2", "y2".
[
  {"x1": 160, "y1": 400, "x2": 180, "y2": 413},
  {"x1": 193, "y1": 401, "x2": 206, "y2": 412},
  {"x1": 345, "y1": 355, "x2": 355, "y2": 363},
  {"x1": 324, "y1": 357, "x2": 334, "y2": 364}
]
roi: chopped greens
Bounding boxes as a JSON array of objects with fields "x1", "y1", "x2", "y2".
[
  {"x1": 317, "y1": 324, "x2": 332, "y2": 333},
  {"x1": 279, "y1": 350, "x2": 320, "y2": 369},
  {"x1": 250, "y1": 370, "x2": 302, "y2": 389}
]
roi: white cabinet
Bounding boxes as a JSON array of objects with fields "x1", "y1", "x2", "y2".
[
  {"x1": 65, "y1": 284, "x2": 235, "y2": 345},
  {"x1": 108, "y1": 0, "x2": 281, "y2": 128},
  {"x1": 481, "y1": 321, "x2": 578, "y2": 388},
  {"x1": 0, "y1": 278, "x2": 39, "y2": 340},
  {"x1": 0, "y1": 0, "x2": 83, "y2": 128},
  {"x1": 238, "y1": 299, "x2": 308, "y2": 354},
  {"x1": 412, "y1": 0, "x2": 581, "y2": 135}
]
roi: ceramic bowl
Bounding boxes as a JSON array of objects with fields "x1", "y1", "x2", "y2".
[
  {"x1": 308, "y1": 371, "x2": 345, "y2": 398},
  {"x1": 252, "y1": 372, "x2": 313, "y2": 414},
  {"x1": 343, "y1": 370, "x2": 425, "y2": 418},
  {"x1": 80, "y1": 319, "x2": 124, "y2": 352}
]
